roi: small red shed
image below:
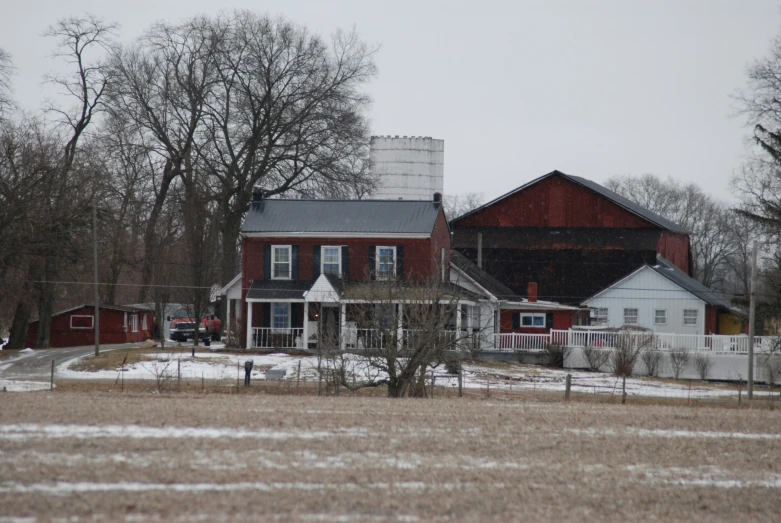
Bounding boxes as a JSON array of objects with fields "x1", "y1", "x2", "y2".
[{"x1": 25, "y1": 304, "x2": 153, "y2": 348}]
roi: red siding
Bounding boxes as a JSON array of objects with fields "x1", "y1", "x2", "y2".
[
  {"x1": 25, "y1": 306, "x2": 152, "y2": 348},
  {"x1": 499, "y1": 309, "x2": 572, "y2": 333},
  {"x1": 705, "y1": 306, "x2": 718, "y2": 336},
  {"x1": 656, "y1": 231, "x2": 691, "y2": 275},
  {"x1": 457, "y1": 175, "x2": 654, "y2": 229}
]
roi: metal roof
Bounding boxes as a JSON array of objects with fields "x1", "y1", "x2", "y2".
[
  {"x1": 246, "y1": 280, "x2": 312, "y2": 301},
  {"x1": 651, "y1": 256, "x2": 744, "y2": 314},
  {"x1": 241, "y1": 199, "x2": 442, "y2": 235},
  {"x1": 452, "y1": 170, "x2": 690, "y2": 234},
  {"x1": 449, "y1": 250, "x2": 520, "y2": 300}
]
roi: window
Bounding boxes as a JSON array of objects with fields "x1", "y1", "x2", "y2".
[
  {"x1": 593, "y1": 308, "x2": 608, "y2": 325},
  {"x1": 130, "y1": 314, "x2": 139, "y2": 333},
  {"x1": 70, "y1": 315, "x2": 93, "y2": 329},
  {"x1": 654, "y1": 309, "x2": 667, "y2": 325},
  {"x1": 376, "y1": 246, "x2": 396, "y2": 280},
  {"x1": 142, "y1": 314, "x2": 148, "y2": 331},
  {"x1": 520, "y1": 313, "x2": 546, "y2": 327},
  {"x1": 683, "y1": 309, "x2": 698, "y2": 326},
  {"x1": 271, "y1": 245, "x2": 291, "y2": 279},
  {"x1": 273, "y1": 303, "x2": 290, "y2": 330},
  {"x1": 321, "y1": 246, "x2": 341, "y2": 277},
  {"x1": 623, "y1": 308, "x2": 638, "y2": 325}
]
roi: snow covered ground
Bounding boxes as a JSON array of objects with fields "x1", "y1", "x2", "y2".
[
  {"x1": 0, "y1": 379, "x2": 51, "y2": 392},
  {"x1": 53, "y1": 350, "x2": 772, "y2": 400}
]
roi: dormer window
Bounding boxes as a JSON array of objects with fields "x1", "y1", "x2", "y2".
[
  {"x1": 272, "y1": 245, "x2": 291, "y2": 279},
  {"x1": 376, "y1": 246, "x2": 396, "y2": 280}
]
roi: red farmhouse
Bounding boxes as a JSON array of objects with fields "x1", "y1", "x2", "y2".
[
  {"x1": 25, "y1": 304, "x2": 153, "y2": 348},
  {"x1": 450, "y1": 170, "x2": 692, "y2": 305}
]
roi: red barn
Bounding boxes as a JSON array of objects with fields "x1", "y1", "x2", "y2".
[
  {"x1": 25, "y1": 304, "x2": 153, "y2": 348},
  {"x1": 451, "y1": 170, "x2": 692, "y2": 305}
]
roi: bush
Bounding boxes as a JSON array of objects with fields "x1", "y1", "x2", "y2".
[
  {"x1": 669, "y1": 348, "x2": 690, "y2": 380},
  {"x1": 582, "y1": 345, "x2": 610, "y2": 372},
  {"x1": 544, "y1": 343, "x2": 568, "y2": 368},
  {"x1": 610, "y1": 333, "x2": 645, "y2": 377},
  {"x1": 641, "y1": 350, "x2": 662, "y2": 377},
  {"x1": 694, "y1": 353, "x2": 712, "y2": 381}
]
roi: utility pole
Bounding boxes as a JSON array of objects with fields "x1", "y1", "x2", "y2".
[
  {"x1": 747, "y1": 240, "x2": 758, "y2": 399},
  {"x1": 93, "y1": 206, "x2": 100, "y2": 357}
]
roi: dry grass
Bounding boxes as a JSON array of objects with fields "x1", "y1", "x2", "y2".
[{"x1": 1, "y1": 391, "x2": 780, "y2": 522}]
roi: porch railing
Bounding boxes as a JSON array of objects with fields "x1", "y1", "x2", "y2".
[{"x1": 251, "y1": 327, "x2": 304, "y2": 349}]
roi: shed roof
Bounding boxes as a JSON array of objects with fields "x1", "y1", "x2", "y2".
[
  {"x1": 241, "y1": 199, "x2": 442, "y2": 235},
  {"x1": 246, "y1": 280, "x2": 312, "y2": 301},
  {"x1": 452, "y1": 170, "x2": 689, "y2": 234}
]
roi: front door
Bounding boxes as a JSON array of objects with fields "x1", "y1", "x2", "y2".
[{"x1": 321, "y1": 305, "x2": 340, "y2": 348}]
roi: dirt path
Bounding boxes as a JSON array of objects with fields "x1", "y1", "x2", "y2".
[{"x1": 1, "y1": 391, "x2": 780, "y2": 521}]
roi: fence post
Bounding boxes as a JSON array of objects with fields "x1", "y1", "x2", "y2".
[
  {"x1": 177, "y1": 359, "x2": 181, "y2": 392},
  {"x1": 564, "y1": 373, "x2": 571, "y2": 401},
  {"x1": 237, "y1": 361, "x2": 240, "y2": 393},
  {"x1": 431, "y1": 371, "x2": 435, "y2": 399},
  {"x1": 458, "y1": 370, "x2": 463, "y2": 397},
  {"x1": 50, "y1": 360, "x2": 54, "y2": 390},
  {"x1": 202, "y1": 371, "x2": 204, "y2": 392},
  {"x1": 296, "y1": 360, "x2": 301, "y2": 394},
  {"x1": 621, "y1": 376, "x2": 626, "y2": 404},
  {"x1": 486, "y1": 374, "x2": 490, "y2": 397}
]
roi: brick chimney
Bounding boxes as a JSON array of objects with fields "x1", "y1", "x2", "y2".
[{"x1": 527, "y1": 282, "x2": 538, "y2": 303}]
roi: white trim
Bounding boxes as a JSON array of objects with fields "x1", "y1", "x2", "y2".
[
  {"x1": 500, "y1": 301, "x2": 578, "y2": 311},
  {"x1": 246, "y1": 298, "x2": 304, "y2": 303},
  {"x1": 321, "y1": 246, "x2": 342, "y2": 277},
  {"x1": 654, "y1": 308, "x2": 667, "y2": 325},
  {"x1": 519, "y1": 313, "x2": 546, "y2": 328},
  {"x1": 623, "y1": 308, "x2": 639, "y2": 325},
  {"x1": 243, "y1": 232, "x2": 430, "y2": 239},
  {"x1": 142, "y1": 314, "x2": 148, "y2": 331},
  {"x1": 217, "y1": 273, "x2": 243, "y2": 296},
  {"x1": 683, "y1": 308, "x2": 699, "y2": 326},
  {"x1": 70, "y1": 315, "x2": 94, "y2": 330},
  {"x1": 449, "y1": 264, "x2": 497, "y2": 301},
  {"x1": 271, "y1": 245, "x2": 292, "y2": 280}
]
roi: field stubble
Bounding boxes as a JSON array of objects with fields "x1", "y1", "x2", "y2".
[{"x1": 0, "y1": 391, "x2": 780, "y2": 522}]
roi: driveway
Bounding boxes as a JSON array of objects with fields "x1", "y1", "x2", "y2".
[{"x1": 0, "y1": 344, "x2": 139, "y2": 381}]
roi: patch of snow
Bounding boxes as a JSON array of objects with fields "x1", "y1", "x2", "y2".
[
  {"x1": 0, "y1": 423, "x2": 368, "y2": 442},
  {"x1": 567, "y1": 427, "x2": 781, "y2": 440},
  {"x1": 20, "y1": 348, "x2": 34, "y2": 353},
  {"x1": 0, "y1": 379, "x2": 51, "y2": 392}
]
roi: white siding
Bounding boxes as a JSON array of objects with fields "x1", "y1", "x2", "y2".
[
  {"x1": 305, "y1": 275, "x2": 340, "y2": 303},
  {"x1": 585, "y1": 267, "x2": 706, "y2": 335}
]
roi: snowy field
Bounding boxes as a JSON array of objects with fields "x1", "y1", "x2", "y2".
[
  {"x1": 52, "y1": 350, "x2": 765, "y2": 400},
  {"x1": 0, "y1": 393, "x2": 779, "y2": 521}
]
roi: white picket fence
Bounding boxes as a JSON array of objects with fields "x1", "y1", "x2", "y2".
[{"x1": 496, "y1": 330, "x2": 779, "y2": 354}]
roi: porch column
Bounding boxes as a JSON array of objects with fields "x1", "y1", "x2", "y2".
[
  {"x1": 246, "y1": 301, "x2": 254, "y2": 349},
  {"x1": 340, "y1": 302, "x2": 347, "y2": 351},
  {"x1": 303, "y1": 301, "x2": 309, "y2": 350},
  {"x1": 456, "y1": 304, "x2": 462, "y2": 332},
  {"x1": 225, "y1": 299, "x2": 231, "y2": 345},
  {"x1": 397, "y1": 303, "x2": 404, "y2": 345}
]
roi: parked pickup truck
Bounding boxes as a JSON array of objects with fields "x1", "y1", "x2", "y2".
[{"x1": 169, "y1": 307, "x2": 221, "y2": 342}]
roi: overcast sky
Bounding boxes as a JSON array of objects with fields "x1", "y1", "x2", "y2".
[{"x1": 2, "y1": 0, "x2": 779, "y2": 202}]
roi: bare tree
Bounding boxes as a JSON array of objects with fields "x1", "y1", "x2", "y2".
[
  {"x1": 443, "y1": 192, "x2": 485, "y2": 221},
  {"x1": 0, "y1": 48, "x2": 14, "y2": 119},
  {"x1": 668, "y1": 348, "x2": 691, "y2": 380},
  {"x1": 610, "y1": 332, "x2": 651, "y2": 377},
  {"x1": 316, "y1": 277, "x2": 473, "y2": 398}
]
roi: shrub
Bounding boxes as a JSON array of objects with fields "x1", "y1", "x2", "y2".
[
  {"x1": 641, "y1": 350, "x2": 662, "y2": 377},
  {"x1": 582, "y1": 345, "x2": 610, "y2": 372},
  {"x1": 610, "y1": 333, "x2": 646, "y2": 377},
  {"x1": 669, "y1": 348, "x2": 690, "y2": 380},
  {"x1": 544, "y1": 343, "x2": 568, "y2": 368},
  {"x1": 694, "y1": 353, "x2": 712, "y2": 381}
]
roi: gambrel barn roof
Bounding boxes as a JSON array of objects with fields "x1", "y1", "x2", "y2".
[{"x1": 453, "y1": 170, "x2": 689, "y2": 233}]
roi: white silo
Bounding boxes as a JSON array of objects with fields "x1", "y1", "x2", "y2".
[{"x1": 369, "y1": 136, "x2": 444, "y2": 200}]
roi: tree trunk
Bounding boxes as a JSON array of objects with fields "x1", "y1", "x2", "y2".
[
  {"x1": 34, "y1": 281, "x2": 56, "y2": 349},
  {"x1": 7, "y1": 298, "x2": 33, "y2": 350}
]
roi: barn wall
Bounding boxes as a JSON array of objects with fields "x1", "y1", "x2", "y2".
[
  {"x1": 455, "y1": 175, "x2": 655, "y2": 229},
  {"x1": 657, "y1": 231, "x2": 691, "y2": 274},
  {"x1": 25, "y1": 306, "x2": 152, "y2": 348}
]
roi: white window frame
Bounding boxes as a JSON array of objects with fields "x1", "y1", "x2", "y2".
[
  {"x1": 130, "y1": 314, "x2": 139, "y2": 333},
  {"x1": 520, "y1": 313, "x2": 546, "y2": 328},
  {"x1": 70, "y1": 315, "x2": 94, "y2": 330},
  {"x1": 593, "y1": 308, "x2": 608, "y2": 325},
  {"x1": 376, "y1": 246, "x2": 397, "y2": 280},
  {"x1": 321, "y1": 246, "x2": 342, "y2": 277},
  {"x1": 271, "y1": 245, "x2": 292, "y2": 280},
  {"x1": 142, "y1": 314, "x2": 148, "y2": 331},
  {"x1": 683, "y1": 309, "x2": 699, "y2": 326},
  {"x1": 623, "y1": 308, "x2": 639, "y2": 325},
  {"x1": 273, "y1": 302, "x2": 291, "y2": 330},
  {"x1": 654, "y1": 309, "x2": 667, "y2": 325}
]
